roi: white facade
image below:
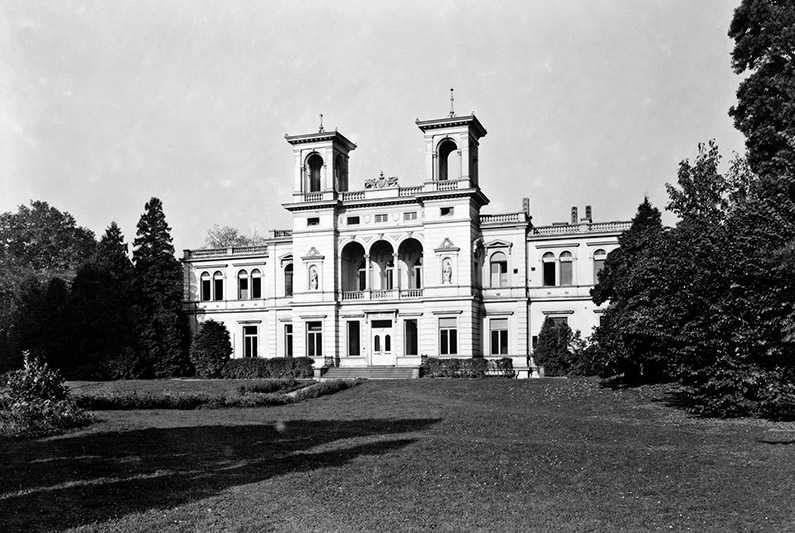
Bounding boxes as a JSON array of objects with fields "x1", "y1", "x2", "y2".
[{"x1": 181, "y1": 112, "x2": 630, "y2": 377}]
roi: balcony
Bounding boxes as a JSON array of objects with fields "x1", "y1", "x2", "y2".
[{"x1": 340, "y1": 289, "x2": 423, "y2": 301}]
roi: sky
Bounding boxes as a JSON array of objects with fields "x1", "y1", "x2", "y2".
[{"x1": 1, "y1": 0, "x2": 748, "y2": 254}]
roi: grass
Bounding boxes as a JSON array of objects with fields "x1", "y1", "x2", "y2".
[{"x1": 2, "y1": 378, "x2": 795, "y2": 532}]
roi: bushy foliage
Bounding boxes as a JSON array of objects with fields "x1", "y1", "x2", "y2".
[
  {"x1": 422, "y1": 357, "x2": 513, "y2": 378},
  {"x1": 189, "y1": 321, "x2": 232, "y2": 378},
  {"x1": 0, "y1": 352, "x2": 89, "y2": 438},
  {"x1": 292, "y1": 379, "x2": 360, "y2": 400},
  {"x1": 220, "y1": 357, "x2": 315, "y2": 379},
  {"x1": 533, "y1": 318, "x2": 581, "y2": 377},
  {"x1": 238, "y1": 379, "x2": 300, "y2": 394}
]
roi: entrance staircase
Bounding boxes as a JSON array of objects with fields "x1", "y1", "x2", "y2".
[{"x1": 322, "y1": 366, "x2": 418, "y2": 380}]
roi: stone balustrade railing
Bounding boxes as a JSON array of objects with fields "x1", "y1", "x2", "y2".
[{"x1": 533, "y1": 221, "x2": 631, "y2": 235}]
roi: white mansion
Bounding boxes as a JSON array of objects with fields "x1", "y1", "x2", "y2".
[{"x1": 181, "y1": 110, "x2": 630, "y2": 378}]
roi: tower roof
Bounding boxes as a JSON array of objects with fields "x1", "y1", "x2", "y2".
[
  {"x1": 415, "y1": 115, "x2": 487, "y2": 139},
  {"x1": 284, "y1": 131, "x2": 357, "y2": 151}
]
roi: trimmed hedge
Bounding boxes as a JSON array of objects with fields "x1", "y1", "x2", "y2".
[
  {"x1": 220, "y1": 357, "x2": 314, "y2": 379},
  {"x1": 422, "y1": 357, "x2": 514, "y2": 378}
]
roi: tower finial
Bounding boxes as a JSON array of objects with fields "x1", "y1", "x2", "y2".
[
  {"x1": 449, "y1": 88, "x2": 455, "y2": 118},
  {"x1": 319, "y1": 113, "x2": 324, "y2": 133}
]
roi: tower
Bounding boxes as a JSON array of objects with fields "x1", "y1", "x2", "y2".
[{"x1": 285, "y1": 119, "x2": 357, "y2": 199}]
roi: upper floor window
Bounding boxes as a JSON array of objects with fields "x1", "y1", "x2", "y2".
[
  {"x1": 307, "y1": 217, "x2": 320, "y2": 226},
  {"x1": 593, "y1": 249, "x2": 607, "y2": 283},
  {"x1": 307, "y1": 154, "x2": 323, "y2": 192},
  {"x1": 542, "y1": 252, "x2": 556, "y2": 286},
  {"x1": 490, "y1": 251, "x2": 508, "y2": 287},
  {"x1": 284, "y1": 263, "x2": 293, "y2": 296},
  {"x1": 374, "y1": 213, "x2": 388, "y2": 223},
  {"x1": 404, "y1": 211, "x2": 417, "y2": 221},
  {"x1": 411, "y1": 257, "x2": 423, "y2": 289},
  {"x1": 200, "y1": 272, "x2": 211, "y2": 301},
  {"x1": 213, "y1": 271, "x2": 224, "y2": 301},
  {"x1": 347, "y1": 216, "x2": 360, "y2": 225},
  {"x1": 238, "y1": 270, "x2": 249, "y2": 300},
  {"x1": 251, "y1": 269, "x2": 262, "y2": 299},
  {"x1": 440, "y1": 207, "x2": 454, "y2": 217},
  {"x1": 560, "y1": 251, "x2": 573, "y2": 286}
]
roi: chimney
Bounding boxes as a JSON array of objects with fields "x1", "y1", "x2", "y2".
[
  {"x1": 571, "y1": 206, "x2": 578, "y2": 224},
  {"x1": 522, "y1": 197, "x2": 530, "y2": 216},
  {"x1": 585, "y1": 205, "x2": 592, "y2": 223}
]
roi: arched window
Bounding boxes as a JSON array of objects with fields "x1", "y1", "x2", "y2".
[
  {"x1": 238, "y1": 270, "x2": 249, "y2": 300},
  {"x1": 437, "y1": 139, "x2": 457, "y2": 181},
  {"x1": 385, "y1": 334, "x2": 391, "y2": 352},
  {"x1": 335, "y1": 154, "x2": 347, "y2": 191},
  {"x1": 251, "y1": 269, "x2": 262, "y2": 299},
  {"x1": 542, "y1": 252, "x2": 556, "y2": 286},
  {"x1": 213, "y1": 271, "x2": 224, "y2": 301},
  {"x1": 490, "y1": 251, "x2": 508, "y2": 287},
  {"x1": 284, "y1": 263, "x2": 293, "y2": 296},
  {"x1": 307, "y1": 153, "x2": 323, "y2": 192},
  {"x1": 593, "y1": 249, "x2": 607, "y2": 284},
  {"x1": 560, "y1": 251, "x2": 573, "y2": 286},
  {"x1": 200, "y1": 272, "x2": 211, "y2": 301}
]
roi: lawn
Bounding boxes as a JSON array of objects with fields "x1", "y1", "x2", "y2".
[{"x1": 1, "y1": 378, "x2": 794, "y2": 532}]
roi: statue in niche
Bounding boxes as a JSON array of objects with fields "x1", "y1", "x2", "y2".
[
  {"x1": 309, "y1": 266, "x2": 319, "y2": 290},
  {"x1": 442, "y1": 259, "x2": 452, "y2": 284}
]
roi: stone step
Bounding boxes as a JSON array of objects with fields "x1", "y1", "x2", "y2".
[{"x1": 323, "y1": 366, "x2": 418, "y2": 380}]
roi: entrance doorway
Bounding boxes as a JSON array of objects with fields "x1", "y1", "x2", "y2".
[{"x1": 371, "y1": 319, "x2": 395, "y2": 366}]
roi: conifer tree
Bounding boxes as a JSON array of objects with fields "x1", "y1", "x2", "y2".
[{"x1": 132, "y1": 198, "x2": 191, "y2": 377}]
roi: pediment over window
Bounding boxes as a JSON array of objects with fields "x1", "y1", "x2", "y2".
[
  {"x1": 484, "y1": 239, "x2": 513, "y2": 252},
  {"x1": 279, "y1": 253, "x2": 293, "y2": 267}
]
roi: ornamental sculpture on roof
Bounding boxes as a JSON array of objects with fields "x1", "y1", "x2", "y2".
[{"x1": 364, "y1": 171, "x2": 399, "y2": 189}]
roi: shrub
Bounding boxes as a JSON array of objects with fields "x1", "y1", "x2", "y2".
[
  {"x1": 293, "y1": 379, "x2": 360, "y2": 400},
  {"x1": 0, "y1": 352, "x2": 90, "y2": 438},
  {"x1": 190, "y1": 320, "x2": 232, "y2": 378},
  {"x1": 534, "y1": 317, "x2": 576, "y2": 377},
  {"x1": 422, "y1": 357, "x2": 512, "y2": 378},
  {"x1": 221, "y1": 357, "x2": 314, "y2": 379},
  {"x1": 238, "y1": 379, "x2": 300, "y2": 395}
]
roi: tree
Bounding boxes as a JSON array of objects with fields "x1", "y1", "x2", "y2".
[
  {"x1": 132, "y1": 198, "x2": 191, "y2": 378},
  {"x1": 203, "y1": 225, "x2": 266, "y2": 248},
  {"x1": 189, "y1": 320, "x2": 232, "y2": 378},
  {"x1": 67, "y1": 223, "x2": 139, "y2": 379},
  {"x1": 0, "y1": 201, "x2": 96, "y2": 372},
  {"x1": 729, "y1": 0, "x2": 795, "y2": 178},
  {"x1": 534, "y1": 317, "x2": 575, "y2": 377}
]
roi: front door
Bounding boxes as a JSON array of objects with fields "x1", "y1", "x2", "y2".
[{"x1": 371, "y1": 319, "x2": 395, "y2": 366}]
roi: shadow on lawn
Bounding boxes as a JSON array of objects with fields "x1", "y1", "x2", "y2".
[{"x1": 0, "y1": 417, "x2": 440, "y2": 532}]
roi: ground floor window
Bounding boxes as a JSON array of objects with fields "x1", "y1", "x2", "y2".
[
  {"x1": 439, "y1": 317, "x2": 457, "y2": 356},
  {"x1": 285, "y1": 324, "x2": 293, "y2": 357},
  {"x1": 490, "y1": 318, "x2": 509, "y2": 355},
  {"x1": 307, "y1": 321, "x2": 322, "y2": 357},
  {"x1": 243, "y1": 326, "x2": 258, "y2": 358},
  {"x1": 347, "y1": 321, "x2": 360, "y2": 356},
  {"x1": 404, "y1": 319, "x2": 418, "y2": 356}
]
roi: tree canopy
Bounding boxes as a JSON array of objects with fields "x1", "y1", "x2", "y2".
[{"x1": 203, "y1": 225, "x2": 266, "y2": 248}]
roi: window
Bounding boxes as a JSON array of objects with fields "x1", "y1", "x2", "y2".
[
  {"x1": 307, "y1": 321, "x2": 322, "y2": 357},
  {"x1": 490, "y1": 318, "x2": 509, "y2": 355},
  {"x1": 374, "y1": 213, "x2": 388, "y2": 223},
  {"x1": 357, "y1": 261, "x2": 366, "y2": 291},
  {"x1": 490, "y1": 252, "x2": 508, "y2": 287},
  {"x1": 405, "y1": 319, "x2": 418, "y2": 355},
  {"x1": 385, "y1": 334, "x2": 391, "y2": 352},
  {"x1": 347, "y1": 216, "x2": 360, "y2": 225},
  {"x1": 200, "y1": 272, "x2": 211, "y2": 301},
  {"x1": 213, "y1": 271, "x2": 224, "y2": 301},
  {"x1": 284, "y1": 264, "x2": 293, "y2": 296},
  {"x1": 307, "y1": 217, "x2": 319, "y2": 226},
  {"x1": 307, "y1": 153, "x2": 323, "y2": 192},
  {"x1": 542, "y1": 253, "x2": 556, "y2": 286},
  {"x1": 404, "y1": 212, "x2": 417, "y2": 221},
  {"x1": 412, "y1": 258, "x2": 422, "y2": 289},
  {"x1": 593, "y1": 249, "x2": 607, "y2": 283},
  {"x1": 347, "y1": 321, "x2": 360, "y2": 356},
  {"x1": 385, "y1": 259, "x2": 395, "y2": 290},
  {"x1": 238, "y1": 270, "x2": 249, "y2": 299},
  {"x1": 251, "y1": 269, "x2": 262, "y2": 299},
  {"x1": 560, "y1": 251, "x2": 573, "y2": 285},
  {"x1": 285, "y1": 324, "x2": 293, "y2": 357},
  {"x1": 439, "y1": 317, "x2": 458, "y2": 356},
  {"x1": 243, "y1": 326, "x2": 258, "y2": 358},
  {"x1": 440, "y1": 206, "x2": 454, "y2": 217},
  {"x1": 550, "y1": 316, "x2": 568, "y2": 327}
]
